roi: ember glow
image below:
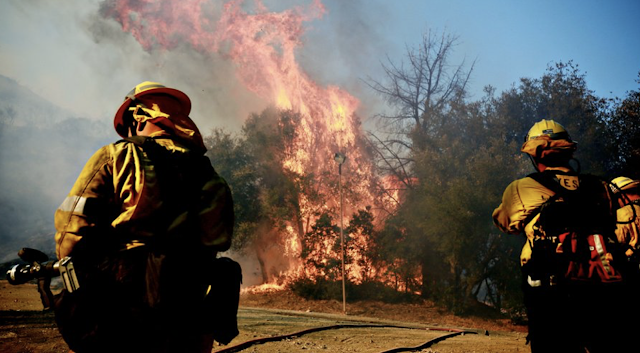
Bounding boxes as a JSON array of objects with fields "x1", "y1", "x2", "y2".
[{"x1": 103, "y1": 0, "x2": 397, "y2": 289}]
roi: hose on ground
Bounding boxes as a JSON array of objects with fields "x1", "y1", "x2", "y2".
[
  {"x1": 213, "y1": 323, "x2": 479, "y2": 353},
  {"x1": 379, "y1": 330, "x2": 477, "y2": 353}
]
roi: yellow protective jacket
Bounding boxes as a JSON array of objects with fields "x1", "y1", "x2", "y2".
[
  {"x1": 615, "y1": 203, "x2": 640, "y2": 257},
  {"x1": 492, "y1": 167, "x2": 579, "y2": 266},
  {"x1": 54, "y1": 132, "x2": 234, "y2": 259}
]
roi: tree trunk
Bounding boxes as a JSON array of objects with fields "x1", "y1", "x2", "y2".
[{"x1": 256, "y1": 248, "x2": 269, "y2": 283}]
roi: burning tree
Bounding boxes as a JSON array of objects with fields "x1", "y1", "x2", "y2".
[{"x1": 205, "y1": 105, "x2": 395, "y2": 290}]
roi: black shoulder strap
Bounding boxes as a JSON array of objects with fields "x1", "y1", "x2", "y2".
[
  {"x1": 527, "y1": 171, "x2": 568, "y2": 196},
  {"x1": 531, "y1": 172, "x2": 616, "y2": 236},
  {"x1": 118, "y1": 135, "x2": 152, "y2": 147},
  {"x1": 119, "y1": 136, "x2": 170, "y2": 159},
  {"x1": 120, "y1": 135, "x2": 147, "y2": 145},
  {"x1": 521, "y1": 172, "x2": 566, "y2": 229}
]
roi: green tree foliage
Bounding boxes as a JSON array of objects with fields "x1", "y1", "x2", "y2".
[
  {"x1": 300, "y1": 212, "x2": 342, "y2": 281},
  {"x1": 607, "y1": 72, "x2": 640, "y2": 178},
  {"x1": 205, "y1": 107, "x2": 307, "y2": 282},
  {"x1": 400, "y1": 90, "x2": 523, "y2": 313},
  {"x1": 241, "y1": 107, "x2": 304, "y2": 234},
  {"x1": 375, "y1": 218, "x2": 423, "y2": 294},
  {"x1": 205, "y1": 128, "x2": 260, "y2": 252},
  {"x1": 366, "y1": 29, "x2": 485, "y2": 310}
]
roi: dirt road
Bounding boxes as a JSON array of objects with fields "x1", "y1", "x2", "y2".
[
  {"x1": 0, "y1": 281, "x2": 529, "y2": 352},
  {"x1": 223, "y1": 307, "x2": 528, "y2": 353}
]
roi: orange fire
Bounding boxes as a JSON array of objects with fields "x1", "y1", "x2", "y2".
[{"x1": 104, "y1": 0, "x2": 396, "y2": 288}]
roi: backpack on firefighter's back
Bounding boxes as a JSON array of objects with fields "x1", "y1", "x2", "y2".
[{"x1": 526, "y1": 171, "x2": 624, "y2": 286}]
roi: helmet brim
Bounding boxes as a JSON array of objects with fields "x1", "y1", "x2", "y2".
[
  {"x1": 614, "y1": 179, "x2": 640, "y2": 191},
  {"x1": 113, "y1": 87, "x2": 191, "y2": 138}
]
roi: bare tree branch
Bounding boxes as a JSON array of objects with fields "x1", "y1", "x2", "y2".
[{"x1": 365, "y1": 28, "x2": 473, "y2": 199}]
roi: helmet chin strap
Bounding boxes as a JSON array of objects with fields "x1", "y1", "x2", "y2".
[
  {"x1": 569, "y1": 158, "x2": 581, "y2": 174},
  {"x1": 128, "y1": 120, "x2": 137, "y2": 137},
  {"x1": 127, "y1": 119, "x2": 146, "y2": 137},
  {"x1": 128, "y1": 121, "x2": 150, "y2": 137},
  {"x1": 528, "y1": 154, "x2": 581, "y2": 173},
  {"x1": 528, "y1": 154, "x2": 542, "y2": 172}
]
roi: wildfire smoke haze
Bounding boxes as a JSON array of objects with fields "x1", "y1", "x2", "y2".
[{"x1": 101, "y1": 0, "x2": 397, "y2": 288}]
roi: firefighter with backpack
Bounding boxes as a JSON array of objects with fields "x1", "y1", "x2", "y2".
[
  {"x1": 493, "y1": 119, "x2": 632, "y2": 352},
  {"x1": 610, "y1": 176, "x2": 640, "y2": 262},
  {"x1": 610, "y1": 176, "x2": 640, "y2": 290},
  {"x1": 52, "y1": 81, "x2": 239, "y2": 353}
]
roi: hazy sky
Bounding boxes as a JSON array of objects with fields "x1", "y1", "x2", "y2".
[{"x1": 1, "y1": 0, "x2": 638, "y2": 134}]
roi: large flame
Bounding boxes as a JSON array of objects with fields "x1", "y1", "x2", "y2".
[{"x1": 104, "y1": 0, "x2": 395, "y2": 288}]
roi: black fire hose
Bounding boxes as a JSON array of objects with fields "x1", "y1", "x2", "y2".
[
  {"x1": 213, "y1": 324, "x2": 404, "y2": 353},
  {"x1": 213, "y1": 323, "x2": 478, "y2": 353},
  {"x1": 379, "y1": 329, "x2": 477, "y2": 353}
]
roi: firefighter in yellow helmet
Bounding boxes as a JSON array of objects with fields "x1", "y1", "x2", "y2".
[
  {"x1": 494, "y1": 119, "x2": 579, "y2": 266},
  {"x1": 610, "y1": 176, "x2": 640, "y2": 263},
  {"x1": 610, "y1": 176, "x2": 640, "y2": 328},
  {"x1": 493, "y1": 119, "x2": 630, "y2": 352},
  {"x1": 53, "y1": 82, "x2": 236, "y2": 353}
]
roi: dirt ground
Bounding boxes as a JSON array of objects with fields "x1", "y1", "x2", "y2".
[{"x1": 0, "y1": 281, "x2": 529, "y2": 352}]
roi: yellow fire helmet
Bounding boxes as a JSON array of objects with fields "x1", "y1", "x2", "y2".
[
  {"x1": 610, "y1": 176, "x2": 640, "y2": 193},
  {"x1": 113, "y1": 81, "x2": 205, "y2": 152},
  {"x1": 521, "y1": 119, "x2": 577, "y2": 158}
]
